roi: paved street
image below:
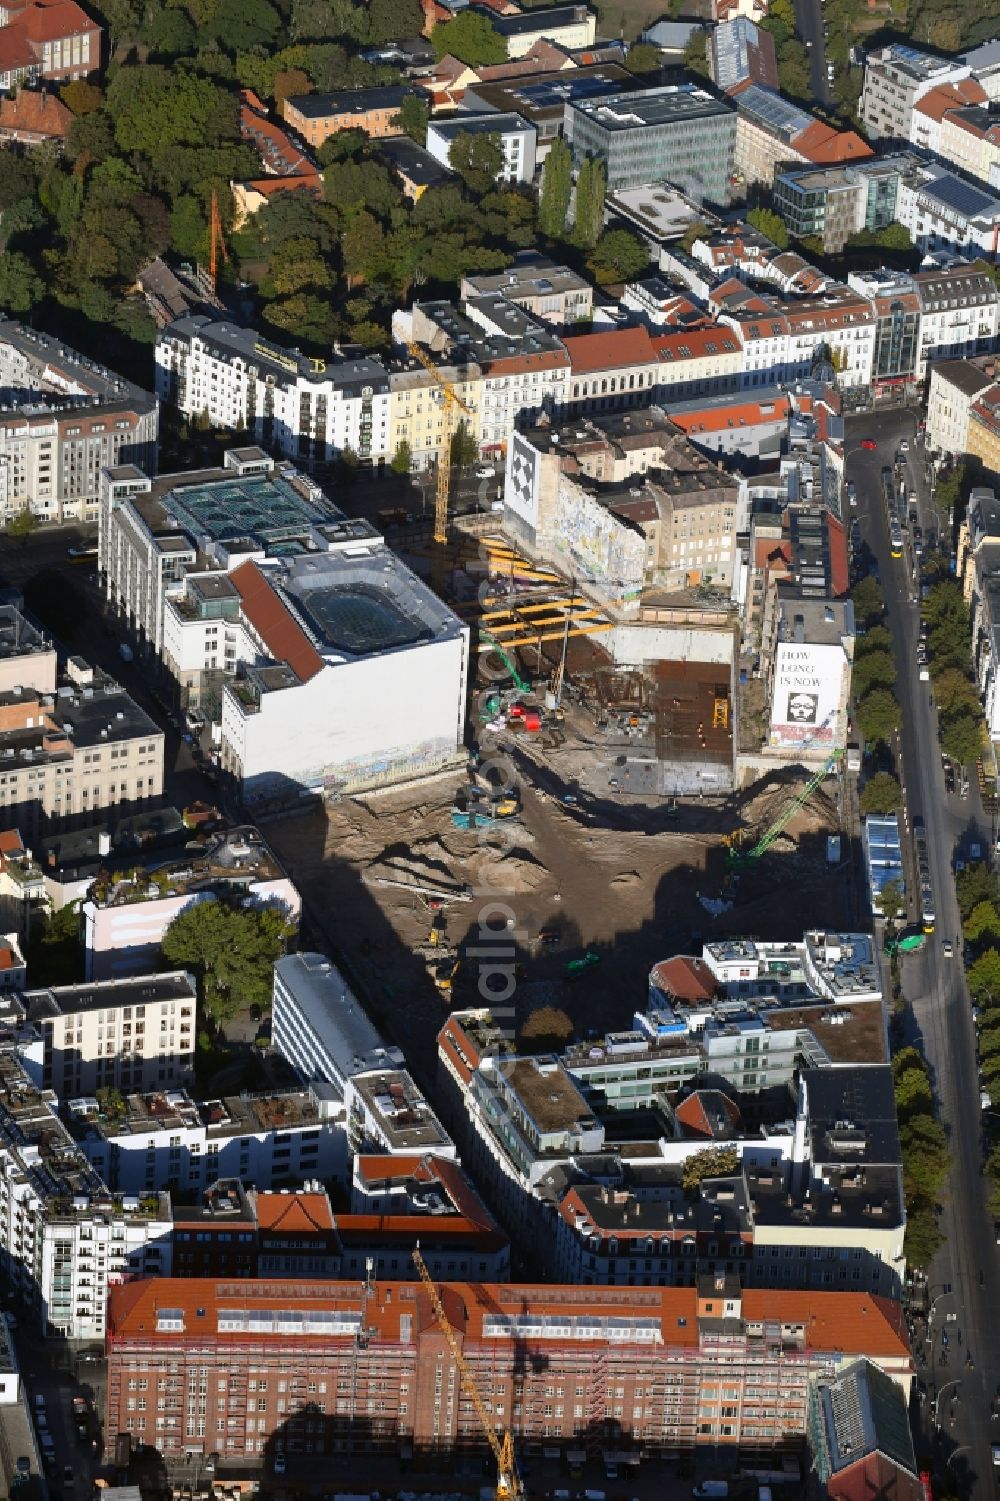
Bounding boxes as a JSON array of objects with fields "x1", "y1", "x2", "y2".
[
  {"x1": 847, "y1": 409, "x2": 1000, "y2": 1494},
  {"x1": 793, "y1": 0, "x2": 831, "y2": 107}
]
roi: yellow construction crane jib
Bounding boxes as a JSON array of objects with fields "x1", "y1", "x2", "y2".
[
  {"x1": 407, "y1": 342, "x2": 472, "y2": 547},
  {"x1": 412, "y1": 1245, "x2": 522, "y2": 1501}
]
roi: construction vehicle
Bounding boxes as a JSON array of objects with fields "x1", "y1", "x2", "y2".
[
  {"x1": 727, "y1": 750, "x2": 842, "y2": 868},
  {"x1": 406, "y1": 341, "x2": 472, "y2": 548},
  {"x1": 412, "y1": 1246, "x2": 523, "y2": 1501},
  {"x1": 479, "y1": 630, "x2": 531, "y2": 721},
  {"x1": 430, "y1": 954, "x2": 460, "y2": 999},
  {"x1": 452, "y1": 806, "x2": 497, "y2": 830},
  {"x1": 566, "y1": 951, "x2": 600, "y2": 977}
]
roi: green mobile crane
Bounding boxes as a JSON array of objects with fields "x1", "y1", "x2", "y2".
[
  {"x1": 479, "y1": 630, "x2": 530, "y2": 720},
  {"x1": 727, "y1": 750, "x2": 843, "y2": 867}
]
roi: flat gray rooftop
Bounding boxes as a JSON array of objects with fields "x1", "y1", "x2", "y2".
[{"x1": 571, "y1": 84, "x2": 733, "y2": 130}]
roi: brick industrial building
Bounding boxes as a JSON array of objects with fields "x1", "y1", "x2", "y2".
[{"x1": 106, "y1": 1277, "x2": 911, "y2": 1460}]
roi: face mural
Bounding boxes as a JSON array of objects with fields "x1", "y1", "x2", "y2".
[{"x1": 787, "y1": 691, "x2": 819, "y2": 724}]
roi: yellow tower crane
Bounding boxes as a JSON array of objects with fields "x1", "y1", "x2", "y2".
[
  {"x1": 407, "y1": 342, "x2": 472, "y2": 546},
  {"x1": 412, "y1": 1245, "x2": 522, "y2": 1501}
]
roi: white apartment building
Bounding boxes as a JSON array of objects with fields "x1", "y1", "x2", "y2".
[
  {"x1": 926, "y1": 357, "x2": 997, "y2": 456},
  {"x1": 914, "y1": 263, "x2": 1000, "y2": 381},
  {"x1": 100, "y1": 447, "x2": 332, "y2": 657},
  {"x1": 155, "y1": 317, "x2": 391, "y2": 467},
  {"x1": 70, "y1": 1082, "x2": 347, "y2": 1194},
  {"x1": 272, "y1": 952, "x2": 404, "y2": 1098},
  {"x1": 0, "y1": 1049, "x2": 171, "y2": 1339},
  {"x1": 937, "y1": 107, "x2": 1000, "y2": 188},
  {"x1": 895, "y1": 162, "x2": 1000, "y2": 258},
  {"x1": 425, "y1": 113, "x2": 537, "y2": 185},
  {"x1": 20, "y1": 971, "x2": 197, "y2": 1100},
  {"x1": 80, "y1": 827, "x2": 300, "y2": 981},
  {"x1": 344, "y1": 1068, "x2": 456, "y2": 1160},
  {"x1": 0, "y1": 323, "x2": 157, "y2": 525},
  {"x1": 218, "y1": 547, "x2": 469, "y2": 801},
  {"x1": 860, "y1": 43, "x2": 971, "y2": 141}
]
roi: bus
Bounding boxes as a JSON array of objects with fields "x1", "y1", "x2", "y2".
[{"x1": 890, "y1": 524, "x2": 904, "y2": 558}]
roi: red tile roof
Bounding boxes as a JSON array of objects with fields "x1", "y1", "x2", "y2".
[
  {"x1": 649, "y1": 955, "x2": 717, "y2": 1002},
  {"x1": 256, "y1": 1191, "x2": 335, "y2": 1233},
  {"x1": 671, "y1": 395, "x2": 791, "y2": 436},
  {"x1": 563, "y1": 325, "x2": 657, "y2": 374},
  {"x1": 0, "y1": 25, "x2": 37, "y2": 71},
  {"x1": 229, "y1": 560, "x2": 324, "y2": 684},
  {"x1": 827, "y1": 512, "x2": 849, "y2": 598},
  {"x1": 0, "y1": 86, "x2": 73, "y2": 137},
  {"x1": 740, "y1": 1290, "x2": 908, "y2": 1357},
  {"x1": 107, "y1": 1278, "x2": 912, "y2": 1361},
  {"x1": 795, "y1": 120, "x2": 873, "y2": 163},
  {"x1": 0, "y1": 829, "x2": 25, "y2": 857},
  {"x1": 653, "y1": 326, "x2": 741, "y2": 363},
  {"x1": 827, "y1": 1453, "x2": 923, "y2": 1501},
  {"x1": 914, "y1": 79, "x2": 987, "y2": 121},
  {"x1": 17, "y1": 0, "x2": 97, "y2": 42},
  {"x1": 675, "y1": 1089, "x2": 742, "y2": 1139}
]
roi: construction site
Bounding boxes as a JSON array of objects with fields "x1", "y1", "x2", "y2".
[{"x1": 262, "y1": 382, "x2": 861, "y2": 1090}]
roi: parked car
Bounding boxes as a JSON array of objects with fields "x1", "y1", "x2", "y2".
[{"x1": 861, "y1": 438, "x2": 877, "y2": 450}]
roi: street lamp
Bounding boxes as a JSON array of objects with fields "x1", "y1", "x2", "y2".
[{"x1": 933, "y1": 1378, "x2": 961, "y2": 1425}]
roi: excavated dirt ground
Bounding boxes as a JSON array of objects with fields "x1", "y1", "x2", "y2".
[{"x1": 265, "y1": 734, "x2": 856, "y2": 1088}]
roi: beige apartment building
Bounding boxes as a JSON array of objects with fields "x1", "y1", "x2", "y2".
[
  {"x1": 926, "y1": 357, "x2": 997, "y2": 459},
  {"x1": 24, "y1": 971, "x2": 197, "y2": 1100},
  {"x1": 0, "y1": 659, "x2": 163, "y2": 835},
  {"x1": 387, "y1": 356, "x2": 481, "y2": 471}
]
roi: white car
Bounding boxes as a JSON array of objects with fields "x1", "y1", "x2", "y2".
[
  {"x1": 942, "y1": 940, "x2": 954, "y2": 958},
  {"x1": 899, "y1": 439, "x2": 909, "y2": 452},
  {"x1": 475, "y1": 465, "x2": 496, "y2": 479}
]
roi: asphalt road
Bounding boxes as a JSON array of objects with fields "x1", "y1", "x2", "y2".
[
  {"x1": 847, "y1": 409, "x2": 1000, "y2": 1493},
  {"x1": 793, "y1": 0, "x2": 831, "y2": 107}
]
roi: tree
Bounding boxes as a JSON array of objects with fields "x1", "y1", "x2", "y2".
[
  {"x1": 893, "y1": 1064, "x2": 933, "y2": 1120},
  {"x1": 932, "y1": 666, "x2": 981, "y2": 719},
  {"x1": 679, "y1": 218, "x2": 710, "y2": 254},
  {"x1": 274, "y1": 68, "x2": 313, "y2": 106},
  {"x1": 683, "y1": 29, "x2": 709, "y2": 78},
  {"x1": 851, "y1": 576, "x2": 884, "y2": 627},
  {"x1": 587, "y1": 227, "x2": 650, "y2": 286},
  {"x1": 625, "y1": 41, "x2": 661, "y2": 73},
  {"x1": 856, "y1": 687, "x2": 900, "y2": 746},
  {"x1": 450, "y1": 419, "x2": 478, "y2": 468},
  {"x1": 202, "y1": 0, "x2": 283, "y2": 51},
  {"x1": 877, "y1": 877, "x2": 904, "y2": 923},
  {"x1": 964, "y1": 900, "x2": 1000, "y2": 945},
  {"x1": 0, "y1": 251, "x2": 43, "y2": 314},
  {"x1": 7, "y1": 508, "x2": 36, "y2": 545},
  {"x1": 573, "y1": 156, "x2": 606, "y2": 251},
  {"x1": 60, "y1": 80, "x2": 104, "y2": 114},
  {"x1": 394, "y1": 92, "x2": 428, "y2": 146},
  {"x1": 24, "y1": 903, "x2": 84, "y2": 987},
  {"x1": 856, "y1": 625, "x2": 892, "y2": 658},
  {"x1": 966, "y1": 947, "x2": 1000, "y2": 1003},
  {"x1": 390, "y1": 441, "x2": 413, "y2": 475},
  {"x1": 859, "y1": 771, "x2": 902, "y2": 816},
  {"x1": 107, "y1": 68, "x2": 239, "y2": 156},
  {"x1": 430, "y1": 12, "x2": 506, "y2": 65},
  {"x1": 160, "y1": 900, "x2": 294, "y2": 1024},
  {"x1": 520, "y1": 1004, "x2": 574, "y2": 1052},
  {"x1": 369, "y1": 0, "x2": 423, "y2": 43},
  {"x1": 941, "y1": 711, "x2": 982, "y2": 766},
  {"x1": 875, "y1": 222, "x2": 912, "y2": 252},
  {"x1": 852, "y1": 649, "x2": 894, "y2": 698},
  {"x1": 957, "y1": 862, "x2": 1000, "y2": 921},
  {"x1": 935, "y1": 463, "x2": 965, "y2": 516},
  {"x1": 747, "y1": 206, "x2": 789, "y2": 250},
  {"x1": 538, "y1": 137, "x2": 572, "y2": 239},
  {"x1": 681, "y1": 1146, "x2": 740, "y2": 1190},
  {"x1": 448, "y1": 130, "x2": 504, "y2": 194}
]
